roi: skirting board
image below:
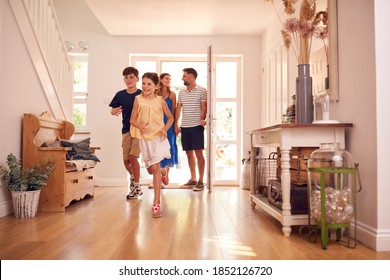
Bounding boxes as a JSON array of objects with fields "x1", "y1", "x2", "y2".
[
  {"x1": 0, "y1": 200, "x2": 14, "y2": 218},
  {"x1": 354, "y1": 221, "x2": 390, "y2": 251},
  {"x1": 95, "y1": 178, "x2": 128, "y2": 187},
  {"x1": 146, "y1": 183, "x2": 193, "y2": 189}
]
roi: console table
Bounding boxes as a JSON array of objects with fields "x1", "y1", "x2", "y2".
[{"x1": 248, "y1": 123, "x2": 353, "y2": 237}]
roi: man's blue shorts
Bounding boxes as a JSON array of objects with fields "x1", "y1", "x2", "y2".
[{"x1": 181, "y1": 125, "x2": 204, "y2": 151}]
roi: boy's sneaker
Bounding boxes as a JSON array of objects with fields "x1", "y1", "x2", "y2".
[
  {"x1": 135, "y1": 184, "x2": 143, "y2": 196},
  {"x1": 193, "y1": 181, "x2": 204, "y2": 191},
  {"x1": 126, "y1": 178, "x2": 138, "y2": 199},
  {"x1": 126, "y1": 187, "x2": 138, "y2": 200}
]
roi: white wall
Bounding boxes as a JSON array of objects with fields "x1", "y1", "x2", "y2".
[
  {"x1": 0, "y1": 0, "x2": 3, "y2": 67},
  {"x1": 337, "y1": 0, "x2": 378, "y2": 240},
  {"x1": 337, "y1": 0, "x2": 390, "y2": 251},
  {"x1": 0, "y1": 0, "x2": 52, "y2": 217},
  {"x1": 374, "y1": 0, "x2": 390, "y2": 251},
  {"x1": 52, "y1": 0, "x2": 263, "y2": 186}
]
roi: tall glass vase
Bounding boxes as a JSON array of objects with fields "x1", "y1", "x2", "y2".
[{"x1": 296, "y1": 64, "x2": 313, "y2": 123}]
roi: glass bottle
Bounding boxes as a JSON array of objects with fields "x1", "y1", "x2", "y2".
[
  {"x1": 313, "y1": 90, "x2": 339, "y2": 123},
  {"x1": 307, "y1": 143, "x2": 356, "y2": 224},
  {"x1": 322, "y1": 92, "x2": 330, "y2": 121}
]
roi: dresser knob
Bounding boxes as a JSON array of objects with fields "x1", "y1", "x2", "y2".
[
  {"x1": 73, "y1": 179, "x2": 79, "y2": 183},
  {"x1": 88, "y1": 176, "x2": 94, "y2": 180}
]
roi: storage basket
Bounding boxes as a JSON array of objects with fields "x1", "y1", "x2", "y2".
[{"x1": 257, "y1": 152, "x2": 278, "y2": 196}]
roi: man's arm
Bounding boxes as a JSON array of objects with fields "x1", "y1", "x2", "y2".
[
  {"x1": 201, "y1": 101, "x2": 207, "y2": 120},
  {"x1": 200, "y1": 101, "x2": 207, "y2": 126},
  {"x1": 174, "y1": 102, "x2": 182, "y2": 135}
]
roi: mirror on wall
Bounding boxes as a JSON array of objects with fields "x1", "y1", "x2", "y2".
[
  {"x1": 328, "y1": 0, "x2": 339, "y2": 101},
  {"x1": 260, "y1": 0, "x2": 339, "y2": 127},
  {"x1": 311, "y1": 0, "x2": 339, "y2": 101}
]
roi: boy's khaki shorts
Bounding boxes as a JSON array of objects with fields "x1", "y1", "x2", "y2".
[{"x1": 122, "y1": 132, "x2": 140, "y2": 161}]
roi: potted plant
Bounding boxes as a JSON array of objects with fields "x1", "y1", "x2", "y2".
[{"x1": 0, "y1": 153, "x2": 55, "y2": 218}]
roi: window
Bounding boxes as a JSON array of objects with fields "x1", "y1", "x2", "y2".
[{"x1": 69, "y1": 53, "x2": 89, "y2": 128}]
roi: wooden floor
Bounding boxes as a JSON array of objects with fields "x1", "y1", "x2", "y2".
[{"x1": 1, "y1": 186, "x2": 389, "y2": 260}]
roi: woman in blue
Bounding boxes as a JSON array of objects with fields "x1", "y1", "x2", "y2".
[{"x1": 155, "y1": 73, "x2": 178, "y2": 186}]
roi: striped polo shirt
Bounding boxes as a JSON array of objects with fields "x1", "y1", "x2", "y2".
[{"x1": 178, "y1": 85, "x2": 207, "y2": 128}]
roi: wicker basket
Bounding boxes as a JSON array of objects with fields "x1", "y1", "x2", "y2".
[{"x1": 256, "y1": 152, "x2": 278, "y2": 196}]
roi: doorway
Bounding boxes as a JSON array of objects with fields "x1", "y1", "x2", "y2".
[{"x1": 132, "y1": 55, "x2": 241, "y2": 186}]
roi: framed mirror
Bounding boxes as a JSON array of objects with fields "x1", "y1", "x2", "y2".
[
  {"x1": 311, "y1": 0, "x2": 339, "y2": 101},
  {"x1": 327, "y1": 0, "x2": 339, "y2": 101},
  {"x1": 260, "y1": 0, "x2": 340, "y2": 126}
]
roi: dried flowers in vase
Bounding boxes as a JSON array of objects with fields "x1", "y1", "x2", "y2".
[{"x1": 267, "y1": 0, "x2": 328, "y2": 64}]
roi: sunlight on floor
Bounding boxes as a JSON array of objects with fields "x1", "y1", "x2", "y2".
[{"x1": 206, "y1": 236, "x2": 257, "y2": 257}]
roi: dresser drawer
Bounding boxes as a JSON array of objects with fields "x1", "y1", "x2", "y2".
[
  {"x1": 252, "y1": 133, "x2": 270, "y2": 145},
  {"x1": 65, "y1": 168, "x2": 95, "y2": 205}
]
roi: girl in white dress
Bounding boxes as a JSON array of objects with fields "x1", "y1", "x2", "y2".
[{"x1": 130, "y1": 72, "x2": 173, "y2": 218}]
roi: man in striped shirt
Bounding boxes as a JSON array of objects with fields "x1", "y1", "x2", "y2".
[{"x1": 174, "y1": 68, "x2": 207, "y2": 191}]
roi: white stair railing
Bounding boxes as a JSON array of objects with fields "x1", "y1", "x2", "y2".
[{"x1": 9, "y1": 0, "x2": 73, "y2": 120}]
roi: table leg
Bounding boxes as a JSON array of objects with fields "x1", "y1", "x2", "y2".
[
  {"x1": 280, "y1": 148, "x2": 292, "y2": 237},
  {"x1": 250, "y1": 135, "x2": 257, "y2": 209}
]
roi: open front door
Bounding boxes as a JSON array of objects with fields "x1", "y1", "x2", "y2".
[{"x1": 207, "y1": 45, "x2": 215, "y2": 191}]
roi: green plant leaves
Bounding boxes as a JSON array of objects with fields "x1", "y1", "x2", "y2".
[{"x1": 0, "y1": 153, "x2": 55, "y2": 191}]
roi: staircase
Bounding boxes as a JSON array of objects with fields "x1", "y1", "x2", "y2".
[{"x1": 9, "y1": 0, "x2": 72, "y2": 120}]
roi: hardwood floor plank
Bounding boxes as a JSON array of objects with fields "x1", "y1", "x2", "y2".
[{"x1": 0, "y1": 186, "x2": 389, "y2": 260}]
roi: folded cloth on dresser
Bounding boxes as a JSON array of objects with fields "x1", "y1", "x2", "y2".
[{"x1": 66, "y1": 160, "x2": 97, "y2": 172}]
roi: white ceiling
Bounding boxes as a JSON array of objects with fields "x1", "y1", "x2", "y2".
[{"x1": 84, "y1": 0, "x2": 276, "y2": 36}]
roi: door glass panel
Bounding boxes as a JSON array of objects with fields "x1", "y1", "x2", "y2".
[
  {"x1": 215, "y1": 144, "x2": 237, "y2": 181},
  {"x1": 216, "y1": 62, "x2": 237, "y2": 98},
  {"x1": 215, "y1": 102, "x2": 236, "y2": 141},
  {"x1": 214, "y1": 60, "x2": 240, "y2": 184}
]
